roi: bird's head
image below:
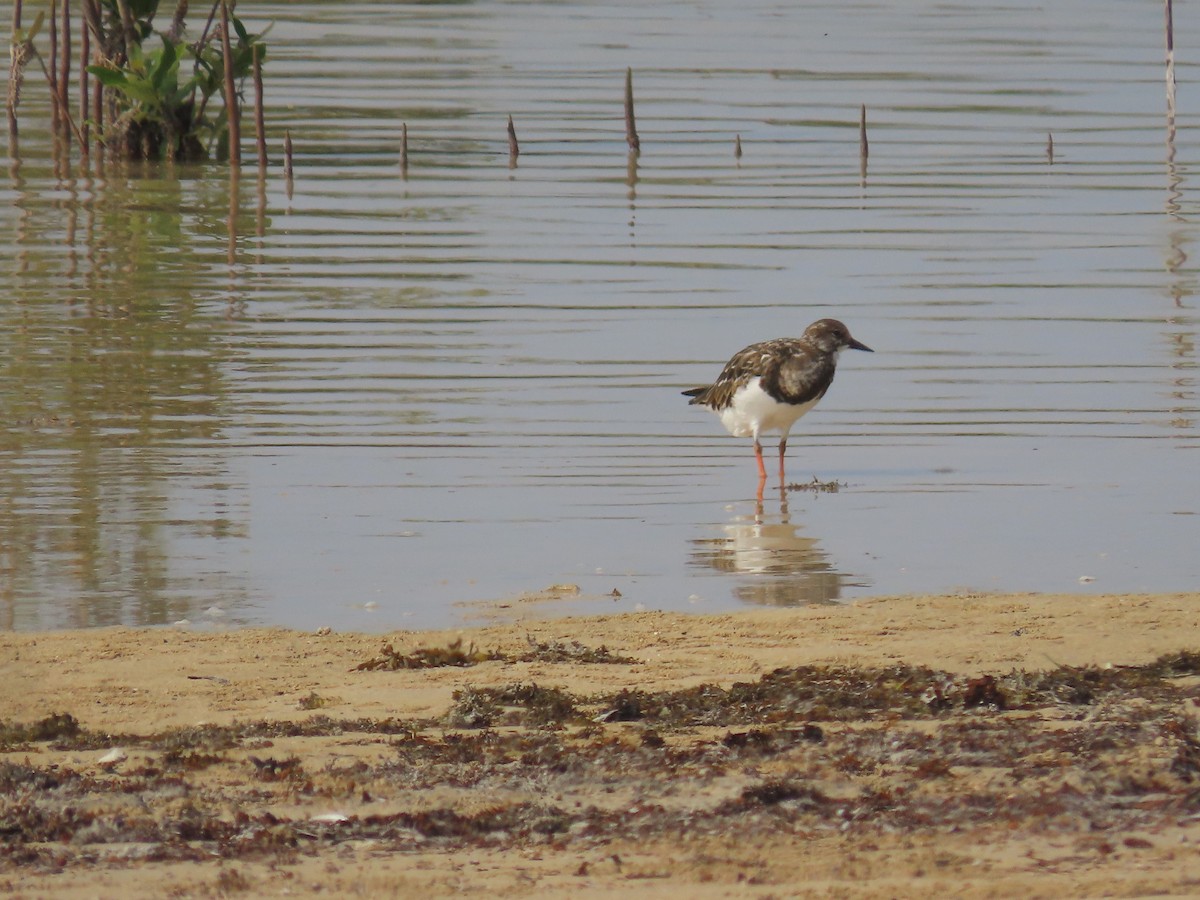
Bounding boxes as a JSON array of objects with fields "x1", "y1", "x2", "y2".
[{"x1": 806, "y1": 319, "x2": 873, "y2": 354}]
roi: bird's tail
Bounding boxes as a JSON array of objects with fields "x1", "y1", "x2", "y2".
[{"x1": 681, "y1": 386, "x2": 708, "y2": 404}]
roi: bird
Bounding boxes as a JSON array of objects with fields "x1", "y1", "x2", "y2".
[{"x1": 683, "y1": 318, "x2": 872, "y2": 486}]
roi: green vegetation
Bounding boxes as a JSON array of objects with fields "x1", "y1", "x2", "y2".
[
  {"x1": 7, "y1": 0, "x2": 267, "y2": 161},
  {"x1": 85, "y1": 0, "x2": 267, "y2": 160}
]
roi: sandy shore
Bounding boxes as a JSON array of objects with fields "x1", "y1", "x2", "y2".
[{"x1": 4, "y1": 591, "x2": 1200, "y2": 897}]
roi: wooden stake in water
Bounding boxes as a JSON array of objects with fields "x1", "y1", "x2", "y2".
[
  {"x1": 859, "y1": 104, "x2": 869, "y2": 161},
  {"x1": 253, "y1": 43, "x2": 267, "y2": 171},
  {"x1": 400, "y1": 122, "x2": 409, "y2": 176},
  {"x1": 507, "y1": 114, "x2": 519, "y2": 167},
  {"x1": 23, "y1": 16, "x2": 84, "y2": 153},
  {"x1": 59, "y1": 0, "x2": 70, "y2": 123},
  {"x1": 858, "y1": 104, "x2": 869, "y2": 184},
  {"x1": 1046, "y1": 132, "x2": 1054, "y2": 164},
  {"x1": 734, "y1": 134, "x2": 742, "y2": 160},
  {"x1": 283, "y1": 129, "x2": 294, "y2": 198},
  {"x1": 624, "y1": 66, "x2": 640, "y2": 153},
  {"x1": 79, "y1": 2, "x2": 89, "y2": 159},
  {"x1": 7, "y1": 0, "x2": 24, "y2": 141},
  {"x1": 48, "y1": 0, "x2": 58, "y2": 132},
  {"x1": 220, "y1": 0, "x2": 240, "y2": 167},
  {"x1": 91, "y1": 27, "x2": 104, "y2": 168},
  {"x1": 1166, "y1": 0, "x2": 1177, "y2": 122}
]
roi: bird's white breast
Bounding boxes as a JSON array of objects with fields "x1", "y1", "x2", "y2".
[{"x1": 717, "y1": 377, "x2": 821, "y2": 438}]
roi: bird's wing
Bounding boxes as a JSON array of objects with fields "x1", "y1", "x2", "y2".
[
  {"x1": 686, "y1": 341, "x2": 774, "y2": 409},
  {"x1": 771, "y1": 343, "x2": 837, "y2": 405}
]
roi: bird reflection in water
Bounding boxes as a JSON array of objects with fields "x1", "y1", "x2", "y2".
[{"x1": 689, "y1": 489, "x2": 847, "y2": 607}]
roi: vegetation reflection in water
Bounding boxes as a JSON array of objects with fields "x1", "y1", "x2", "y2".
[{"x1": 2, "y1": 155, "x2": 253, "y2": 629}]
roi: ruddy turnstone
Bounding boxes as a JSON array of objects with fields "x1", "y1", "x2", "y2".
[{"x1": 683, "y1": 318, "x2": 872, "y2": 484}]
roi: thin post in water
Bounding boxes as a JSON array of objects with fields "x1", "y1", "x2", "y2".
[
  {"x1": 7, "y1": 0, "x2": 25, "y2": 141},
  {"x1": 1166, "y1": 0, "x2": 1177, "y2": 122},
  {"x1": 858, "y1": 104, "x2": 869, "y2": 184},
  {"x1": 79, "y1": 0, "x2": 89, "y2": 159},
  {"x1": 507, "y1": 114, "x2": 519, "y2": 167},
  {"x1": 624, "y1": 66, "x2": 640, "y2": 153},
  {"x1": 400, "y1": 121, "x2": 408, "y2": 175},
  {"x1": 47, "y1": 0, "x2": 58, "y2": 132},
  {"x1": 283, "y1": 129, "x2": 294, "y2": 198},
  {"x1": 91, "y1": 24, "x2": 104, "y2": 168},
  {"x1": 253, "y1": 43, "x2": 267, "y2": 171},
  {"x1": 24, "y1": 14, "x2": 85, "y2": 152},
  {"x1": 220, "y1": 0, "x2": 240, "y2": 167},
  {"x1": 59, "y1": 0, "x2": 70, "y2": 123},
  {"x1": 734, "y1": 134, "x2": 742, "y2": 160},
  {"x1": 1046, "y1": 132, "x2": 1054, "y2": 164}
]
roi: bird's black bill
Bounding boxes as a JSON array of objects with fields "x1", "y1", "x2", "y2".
[{"x1": 848, "y1": 337, "x2": 873, "y2": 352}]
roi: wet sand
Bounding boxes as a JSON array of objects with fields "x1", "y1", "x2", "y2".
[{"x1": 3, "y1": 591, "x2": 1200, "y2": 898}]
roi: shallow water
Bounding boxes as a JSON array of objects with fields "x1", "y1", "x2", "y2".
[{"x1": 1, "y1": 0, "x2": 1197, "y2": 632}]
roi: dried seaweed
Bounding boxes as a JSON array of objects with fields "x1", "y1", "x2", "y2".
[
  {"x1": 515, "y1": 637, "x2": 638, "y2": 665},
  {"x1": 354, "y1": 638, "x2": 504, "y2": 671},
  {"x1": 787, "y1": 477, "x2": 845, "y2": 494},
  {"x1": 446, "y1": 683, "x2": 581, "y2": 729},
  {"x1": 5, "y1": 650, "x2": 1200, "y2": 870},
  {"x1": 0, "y1": 711, "x2": 81, "y2": 750},
  {"x1": 718, "y1": 780, "x2": 831, "y2": 813},
  {"x1": 355, "y1": 636, "x2": 638, "y2": 672}
]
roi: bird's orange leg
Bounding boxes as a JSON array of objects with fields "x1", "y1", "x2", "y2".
[
  {"x1": 753, "y1": 436, "x2": 763, "y2": 501},
  {"x1": 778, "y1": 437, "x2": 788, "y2": 486}
]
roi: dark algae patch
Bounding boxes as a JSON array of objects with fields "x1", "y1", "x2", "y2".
[
  {"x1": 353, "y1": 637, "x2": 636, "y2": 671},
  {"x1": 5, "y1": 653, "x2": 1200, "y2": 871},
  {"x1": 354, "y1": 638, "x2": 505, "y2": 671}
]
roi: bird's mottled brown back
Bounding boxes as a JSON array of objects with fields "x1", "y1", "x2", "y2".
[{"x1": 686, "y1": 335, "x2": 837, "y2": 410}]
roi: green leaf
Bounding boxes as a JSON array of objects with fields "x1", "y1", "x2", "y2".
[
  {"x1": 189, "y1": 54, "x2": 222, "y2": 100},
  {"x1": 232, "y1": 15, "x2": 249, "y2": 45},
  {"x1": 230, "y1": 46, "x2": 256, "y2": 78},
  {"x1": 91, "y1": 64, "x2": 160, "y2": 109},
  {"x1": 148, "y1": 38, "x2": 178, "y2": 92},
  {"x1": 114, "y1": 76, "x2": 161, "y2": 108},
  {"x1": 87, "y1": 65, "x2": 129, "y2": 89},
  {"x1": 126, "y1": 41, "x2": 147, "y2": 77},
  {"x1": 13, "y1": 10, "x2": 46, "y2": 44},
  {"x1": 167, "y1": 84, "x2": 194, "y2": 108}
]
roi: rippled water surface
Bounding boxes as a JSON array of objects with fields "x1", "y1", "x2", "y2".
[{"x1": 2, "y1": 0, "x2": 1198, "y2": 631}]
